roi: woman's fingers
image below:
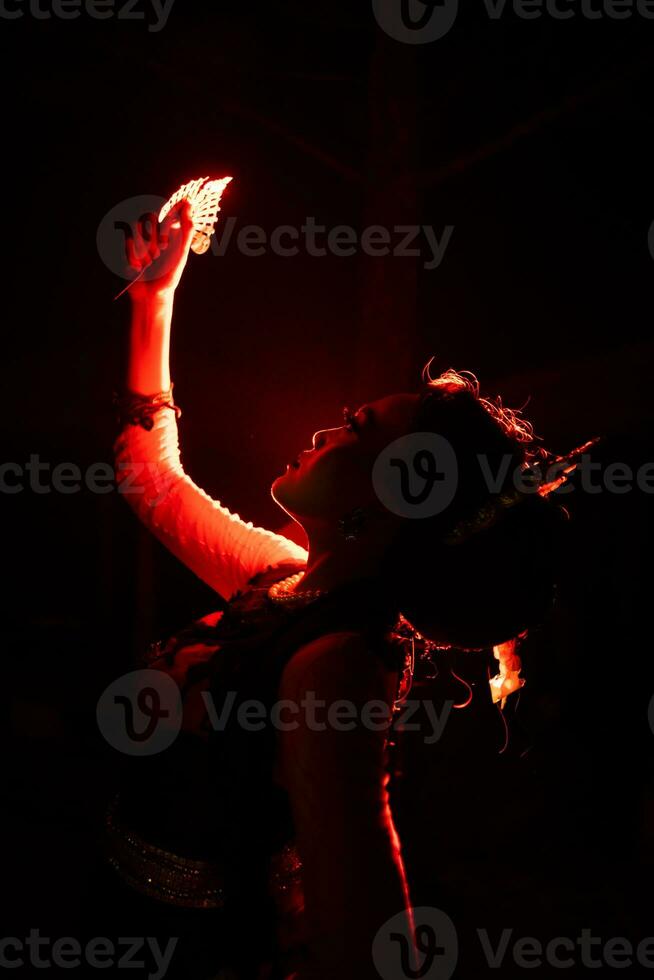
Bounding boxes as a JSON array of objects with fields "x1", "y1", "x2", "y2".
[
  {"x1": 125, "y1": 223, "x2": 146, "y2": 270},
  {"x1": 136, "y1": 214, "x2": 159, "y2": 265},
  {"x1": 125, "y1": 215, "x2": 159, "y2": 272},
  {"x1": 142, "y1": 212, "x2": 161, "y2": 263},
  {"x1": 161, "y1": 199, "x2": 194, "y2": 247},
  {"x1": 158, "y1": 217, "x2": 170, "y2": 252},
  {"x1": 125, "y1": 232, "x2": 141, "y2": 272},
  {"x1": 123, "y1": 197, "x2": 196, "y2": 295},
  {"x1": 159, "y1": 212, "x2": 177, "y2": 243},
  {"x1": 127, "y1": 231, "x2": 151, "y2": 270},
  {"x1": 124, "y1": 198, "x2": 196, "y2": 275}
]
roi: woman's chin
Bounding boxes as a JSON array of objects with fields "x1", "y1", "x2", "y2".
[{"x1": 271, "y1": 468, "x2": 295, "y2": 508}]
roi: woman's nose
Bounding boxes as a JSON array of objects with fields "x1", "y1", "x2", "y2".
[{"x1": 312, "y1": 429, "x2": 328, "y2": 450}]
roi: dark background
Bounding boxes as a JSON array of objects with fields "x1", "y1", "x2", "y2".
[{"x1": 3, "y1": 1, "x2": 654, "y2": 975}]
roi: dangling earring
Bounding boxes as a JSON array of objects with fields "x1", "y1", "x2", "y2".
[{"x1": 338, "y1": 506, "x2": 366, "y2": 543}]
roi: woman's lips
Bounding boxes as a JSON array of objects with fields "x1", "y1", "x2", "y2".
[{"x1": 289, "y1": 448, "x2": 313, "y2": 470}]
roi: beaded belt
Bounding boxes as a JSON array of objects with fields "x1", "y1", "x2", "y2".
[{"x1": 104, "y1": 796, "x2": 302, "y2": 910}]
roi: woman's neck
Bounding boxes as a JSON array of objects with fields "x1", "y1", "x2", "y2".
[{"x1": 296, "y1": 527, "x2": 391, "y2": 595}]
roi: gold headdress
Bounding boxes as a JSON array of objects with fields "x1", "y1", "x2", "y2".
[{"x1": 443, "y1": 438, "x2": 600, "y2": 546}]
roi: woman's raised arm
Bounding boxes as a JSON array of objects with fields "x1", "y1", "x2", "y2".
[{"x1": 115, "y1": 202, "x2": 307, "y2": 601}]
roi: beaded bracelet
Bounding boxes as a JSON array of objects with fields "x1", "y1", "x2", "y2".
[{"x1": 113, "y1": 385, "x2": 182, "y2": 431}]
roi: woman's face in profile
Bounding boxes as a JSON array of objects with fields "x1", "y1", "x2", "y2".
[{"x1": 271, "y1": 392, "x2": 419, "y2": 523}]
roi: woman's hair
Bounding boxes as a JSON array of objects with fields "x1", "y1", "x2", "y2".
[{"x1": 381, "y1": 364, "x2": 567, "y2": 650}]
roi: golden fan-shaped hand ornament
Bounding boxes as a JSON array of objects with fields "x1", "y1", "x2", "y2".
[
  {"x1": 158, "y1": 175, "x2": 233, "y2": 255},
  {"x1": 113, "y1": 175, "x2": 233, "y2": 300}
]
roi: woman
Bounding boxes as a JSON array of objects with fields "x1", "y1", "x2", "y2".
[{"x1": 103, "y1": 200, "x2": 566, "y2": 979}]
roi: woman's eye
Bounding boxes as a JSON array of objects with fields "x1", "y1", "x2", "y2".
[{"x1": 342, "y1": 406, "x2": 359, "y2": 432}]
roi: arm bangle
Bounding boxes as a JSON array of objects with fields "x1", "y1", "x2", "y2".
[{"x1": 113, "y1": 385, "x2": 182, "y2": 432}]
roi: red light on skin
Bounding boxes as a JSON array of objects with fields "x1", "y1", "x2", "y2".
[
  {"x1": 286, "y1": 448, "x2": 315, "y2": 471},
  {"x1": 114, "y1": 175, "x2": 233, "y2": 301}
]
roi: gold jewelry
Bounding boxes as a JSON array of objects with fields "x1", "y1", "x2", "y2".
[
  {"x1": 337, "y1": 506, "x2": 366, "y2": 543},
  {"x1": 443, "y1": 437, "x2": 600, "y2": 546},
  {"x1": 267, "y1": 571, "x2": 327, "y2": 606},
  {"x1": 105, "y1": 796, "x2": 302, "y2": 910},
  {"x1": 113, "y1": 385, "x2": 181, "y2": 432}
]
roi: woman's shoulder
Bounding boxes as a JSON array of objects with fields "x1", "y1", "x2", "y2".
[{"x1": 279, "y1": 629, "x2": 395, "y2": 705}]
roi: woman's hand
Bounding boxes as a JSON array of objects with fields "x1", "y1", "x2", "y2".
[
  {"x1": 124, "y1": 199, "x2": 195, "y2": 392},
  {"x1": 126, "y1": 199, "x2": 195, "y2": 302}
]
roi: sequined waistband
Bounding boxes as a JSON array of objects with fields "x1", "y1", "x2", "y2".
[{"x1": 104, "y1": 796, "x2": 302, "y2": 910}]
